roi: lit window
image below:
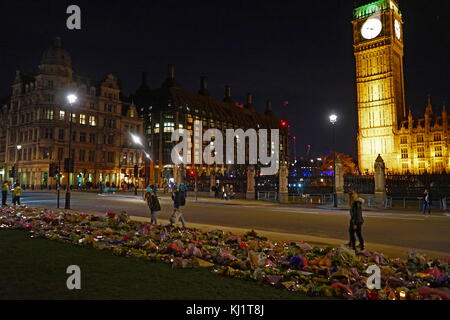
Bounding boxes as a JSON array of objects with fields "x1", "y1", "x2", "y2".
[
  {"x1": 435, "y1": 146, "x2": 443, "y2": 157},
  {"x1": 154, "y1": 123, "x2": 160, "y2": 133},
  {"x1": 89, "y1": 116, "x2": 96, "y2": 126},
  {"x1": 80, "y1": 114, "x2": 86, "y2": 125},
  {"x1": 60, "y1": 110, "x2": 65, "y2": 121},
  {"x1": 401, "y1": 148, "x2": 408, "y2": 159},
  {"x1": 164, "y1": 122, "x2": 175, "y2": 133},
  {"x1": 45, "y1": 109, "x2": 54, "y2": 120},
  {"x1": 71, "y1": 113, "x2": 77, "y2": 123},
  {"x1": 418, "y1": 147, "x2": 425, "y2": 158}
]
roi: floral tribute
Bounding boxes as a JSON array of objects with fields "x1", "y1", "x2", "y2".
[{"x1": 1, "y1": 206, "x2": 449, "y2": 300}]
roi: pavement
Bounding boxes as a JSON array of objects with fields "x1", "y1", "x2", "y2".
[{"x1": 13, "y1": 191, "x2": 450, "y2": 259}]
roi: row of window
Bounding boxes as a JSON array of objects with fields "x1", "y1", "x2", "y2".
[
  {"x1": 400, "y1": 134, "x2": 443, "y2": 144},
  {"x1": 401, "y1": 146, "x2": 444, "y2": 159},
  {"x1": 13, "y1": 146, "x2": 116, "y2": 163},
  {"x1": 401, "y1": 162, "x2": 445, "y2": 170}
]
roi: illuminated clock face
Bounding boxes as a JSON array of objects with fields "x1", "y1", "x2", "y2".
[
  {"x1": 361, "y1": 18, "x2": 382, "y2": 40},
  {"x1": 394, "y1": 19, "x2": 401, "y2": 40}
]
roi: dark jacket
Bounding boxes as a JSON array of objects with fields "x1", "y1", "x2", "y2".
[
  {"x1": 147, "y1": 194, "x2": 161, "y2": 212},
  {"x1": 172, "y1": 191, "x2": 186, "y2": 207},
  {"x1": 350, "y1": 198, "x2": 364, "y2": 225}
]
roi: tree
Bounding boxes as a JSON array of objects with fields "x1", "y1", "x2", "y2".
[{"x1": 319, "y1": 152, "x2": 357, "y2": 175}]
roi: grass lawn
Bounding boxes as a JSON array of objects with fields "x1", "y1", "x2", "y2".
[{"x1": 0, "y1": 229, "x2": 316, "y2": 300}]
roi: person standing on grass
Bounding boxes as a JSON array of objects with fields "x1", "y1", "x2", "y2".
[
  {"x1": 347, "y1": 191, "x2": 365, "y2": 251},
  {"x1": 422, "y1": 189, "x2": 432, "y2": 215},
  {"x1": 2, "y1": 181, "x2": 9, "y2": 206},
  {"x1": 12, "y1": 183, "x2": 22, "y2": 206},
  {"x1": 145, "y1": 191, "x2": 161, "y2": 224},
  {"x1": 169, "y1": 186, "x2": 186, "y2": 227}
]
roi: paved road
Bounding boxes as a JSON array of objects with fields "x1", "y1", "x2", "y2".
[{"x1": 12, "y1": 191, "x2": 450, "y2": 254}]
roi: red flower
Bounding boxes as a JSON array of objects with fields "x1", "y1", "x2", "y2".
[
  {"x1": 239, "y1": 242, "x2": 249, "y2": 249},
  {"x1": 106, "y1": 212, "x2": 116, "y2": 218},
  {"x1": 123, "y1": 234, "x2": 130, "y2": 240},
  {"x1": 367, "y1": 290, "x2": 379, "y2": 300}
]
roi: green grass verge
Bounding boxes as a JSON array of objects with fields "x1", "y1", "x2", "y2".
[{"x1": 0, "y1": 229, "x2": 317, "y2": 300}]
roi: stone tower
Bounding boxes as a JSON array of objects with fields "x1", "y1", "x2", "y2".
[{"x1": 352, "y1": 0, "x2": 406, "y2": 173}]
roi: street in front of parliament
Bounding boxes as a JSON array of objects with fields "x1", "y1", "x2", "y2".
[{"x1": 17, "y1": 190, "x2": 450, "y2": 258}]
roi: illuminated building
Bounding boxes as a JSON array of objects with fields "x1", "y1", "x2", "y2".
[
  {"x1": 0, "y1": 38, "x2": 144, "y2": 188},
  {"x1": 352, "y1": 0, "x2": 448, "y2": 174},
  {"x1": 133, "y1": 67, "x2": 289, "y2": 185}
]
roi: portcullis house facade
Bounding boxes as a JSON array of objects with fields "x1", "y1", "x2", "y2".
[{"x1": 133, "y1": 66, "x2": 290, "y2": 186}]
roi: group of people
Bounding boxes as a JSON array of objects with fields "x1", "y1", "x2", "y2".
[
  {"x1": 144, "y1": 183, "x2": 187, "y2": 227},
  {"x1": 1, "y1": 181, "x2": 23, "y2": 206},
  {"x1": 212, "y1": 184, "x2": 236, "y2": 200}
]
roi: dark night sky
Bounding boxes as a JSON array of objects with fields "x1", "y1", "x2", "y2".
[{"x1": 0, "y1": 0, "x2": 449, "y2": 160}]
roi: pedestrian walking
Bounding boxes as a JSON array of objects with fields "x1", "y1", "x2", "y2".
[
  {"x1": 145, "y1": 191, "x2": 161, "y2": 224},
  {"x1": 169, "y1": 186, "x2": 186, "y2": 227},
  {"x1": 422, "y1": 189, "x2": 432, "y2": 215},
  {"x1": 347, "y1": 191, "x2": 365, "y2": 251},
  {"x1": 441, "y1": 195, "x2": 448, "y2": 213},
  {"x1": 179, "y1": 182, "x2": 187, "y2": 198},
  {"x1": 2, "y1": 181, "x2": 9, "y2": 206},
  {"x1": 12, "y1": 183, "x2": 22, "y2": 206}
]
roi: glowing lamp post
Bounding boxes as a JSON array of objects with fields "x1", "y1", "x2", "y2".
[
  {"x1": 65, "y1": 93, "x2": 77, "y2": 209},
  {"x1": 130, "y1": 133, "x2": 147, "y2": 195},
  {"x1": 329, "y1": 114, "x2": 338, "y2": 208}
]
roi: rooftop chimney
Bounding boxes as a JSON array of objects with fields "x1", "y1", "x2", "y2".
[
  {"x1": 54, "y1": 36, "x2": 62, "y2": 48},
  {"x1": 265, "y1": 100, "x2": 273, "y2": 113},
  {"x1": 168, "y1": 64, "x2": 175, "y2": 79},
  {"x1": 223, "y1": 85, "x2": 233, "y2": 103},
  {"x1": 142, "y1": 72, "x2": 148, "y2": 86},
  {"x1": 199, "y1": 76, "x2": 210, "y2": 96},
  {"x1": 246, "y1": 93, "x2": 253, "y2": 107}
]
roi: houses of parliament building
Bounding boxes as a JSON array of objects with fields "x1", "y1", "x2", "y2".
[{"x1": 353, "y1": 0, "x2": 448, "y2": 174}]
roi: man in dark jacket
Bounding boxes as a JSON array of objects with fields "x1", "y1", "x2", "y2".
[
  {"x1": 1, "y1": 181, "x2": 8, "y2": 206},
  {"x1": 422, "y1": 189, "x2": 432, "y2": 215},
  {"x1": 348, "y1": 191, "x2": 365, "y2": 251},
  {"x1": 146, "y1": 192, "x2": 161, "y2": 224},
  {"x1": 169, "y1": 187, "x2": 186, "y2": 227}
]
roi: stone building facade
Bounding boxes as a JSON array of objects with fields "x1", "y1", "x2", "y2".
[{"x1": 0, "y1": 38, "x2": 145, "y2": 189}]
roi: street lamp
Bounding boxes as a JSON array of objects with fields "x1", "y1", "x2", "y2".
[
  {"x1": 15, "y1": 145, "x2": 22, "y2": 185},
  {"x1": 129, "y1": 133, "x2": 148, "y2": 195},
  {"x1": 329, "y1": 114, "x2": 338, "y2": 208},
  {"x1": 65, "y1": 93, "x2": 77, "y2": 209}
]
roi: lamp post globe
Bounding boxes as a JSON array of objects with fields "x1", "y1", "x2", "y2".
[{"x1": 329, "y1": 114, "x2": 337, "y2": 125}]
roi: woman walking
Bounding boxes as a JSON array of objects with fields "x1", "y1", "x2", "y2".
[
  {"x1": 145, "y1": 191, "x2": 161, "y2": 224},
  {"x1": 347, "y1": 191, "x2": 365, "y2": 251}
]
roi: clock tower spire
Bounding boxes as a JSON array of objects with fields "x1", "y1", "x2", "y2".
[{"x1": 352, "y1": 0, "x2": 406, "y2": 173}]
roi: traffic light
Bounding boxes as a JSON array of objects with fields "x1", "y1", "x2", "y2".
[
  {"x1": 64, "y1": 158, "x2": 74, "y2": 173},
  {"x1": 49, "y1": 163, "x2": 55, "y2": 177},
  {"x1": 9, "y1": 166, "x2": 16, "y2": 178},
  {"x1": 134, "y1": 165, "x2": 139, "y2": 178}
]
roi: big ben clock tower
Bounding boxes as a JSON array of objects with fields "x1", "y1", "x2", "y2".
[{"x1": 352, "y1": 0, "x2": 406, "y2": 173}]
